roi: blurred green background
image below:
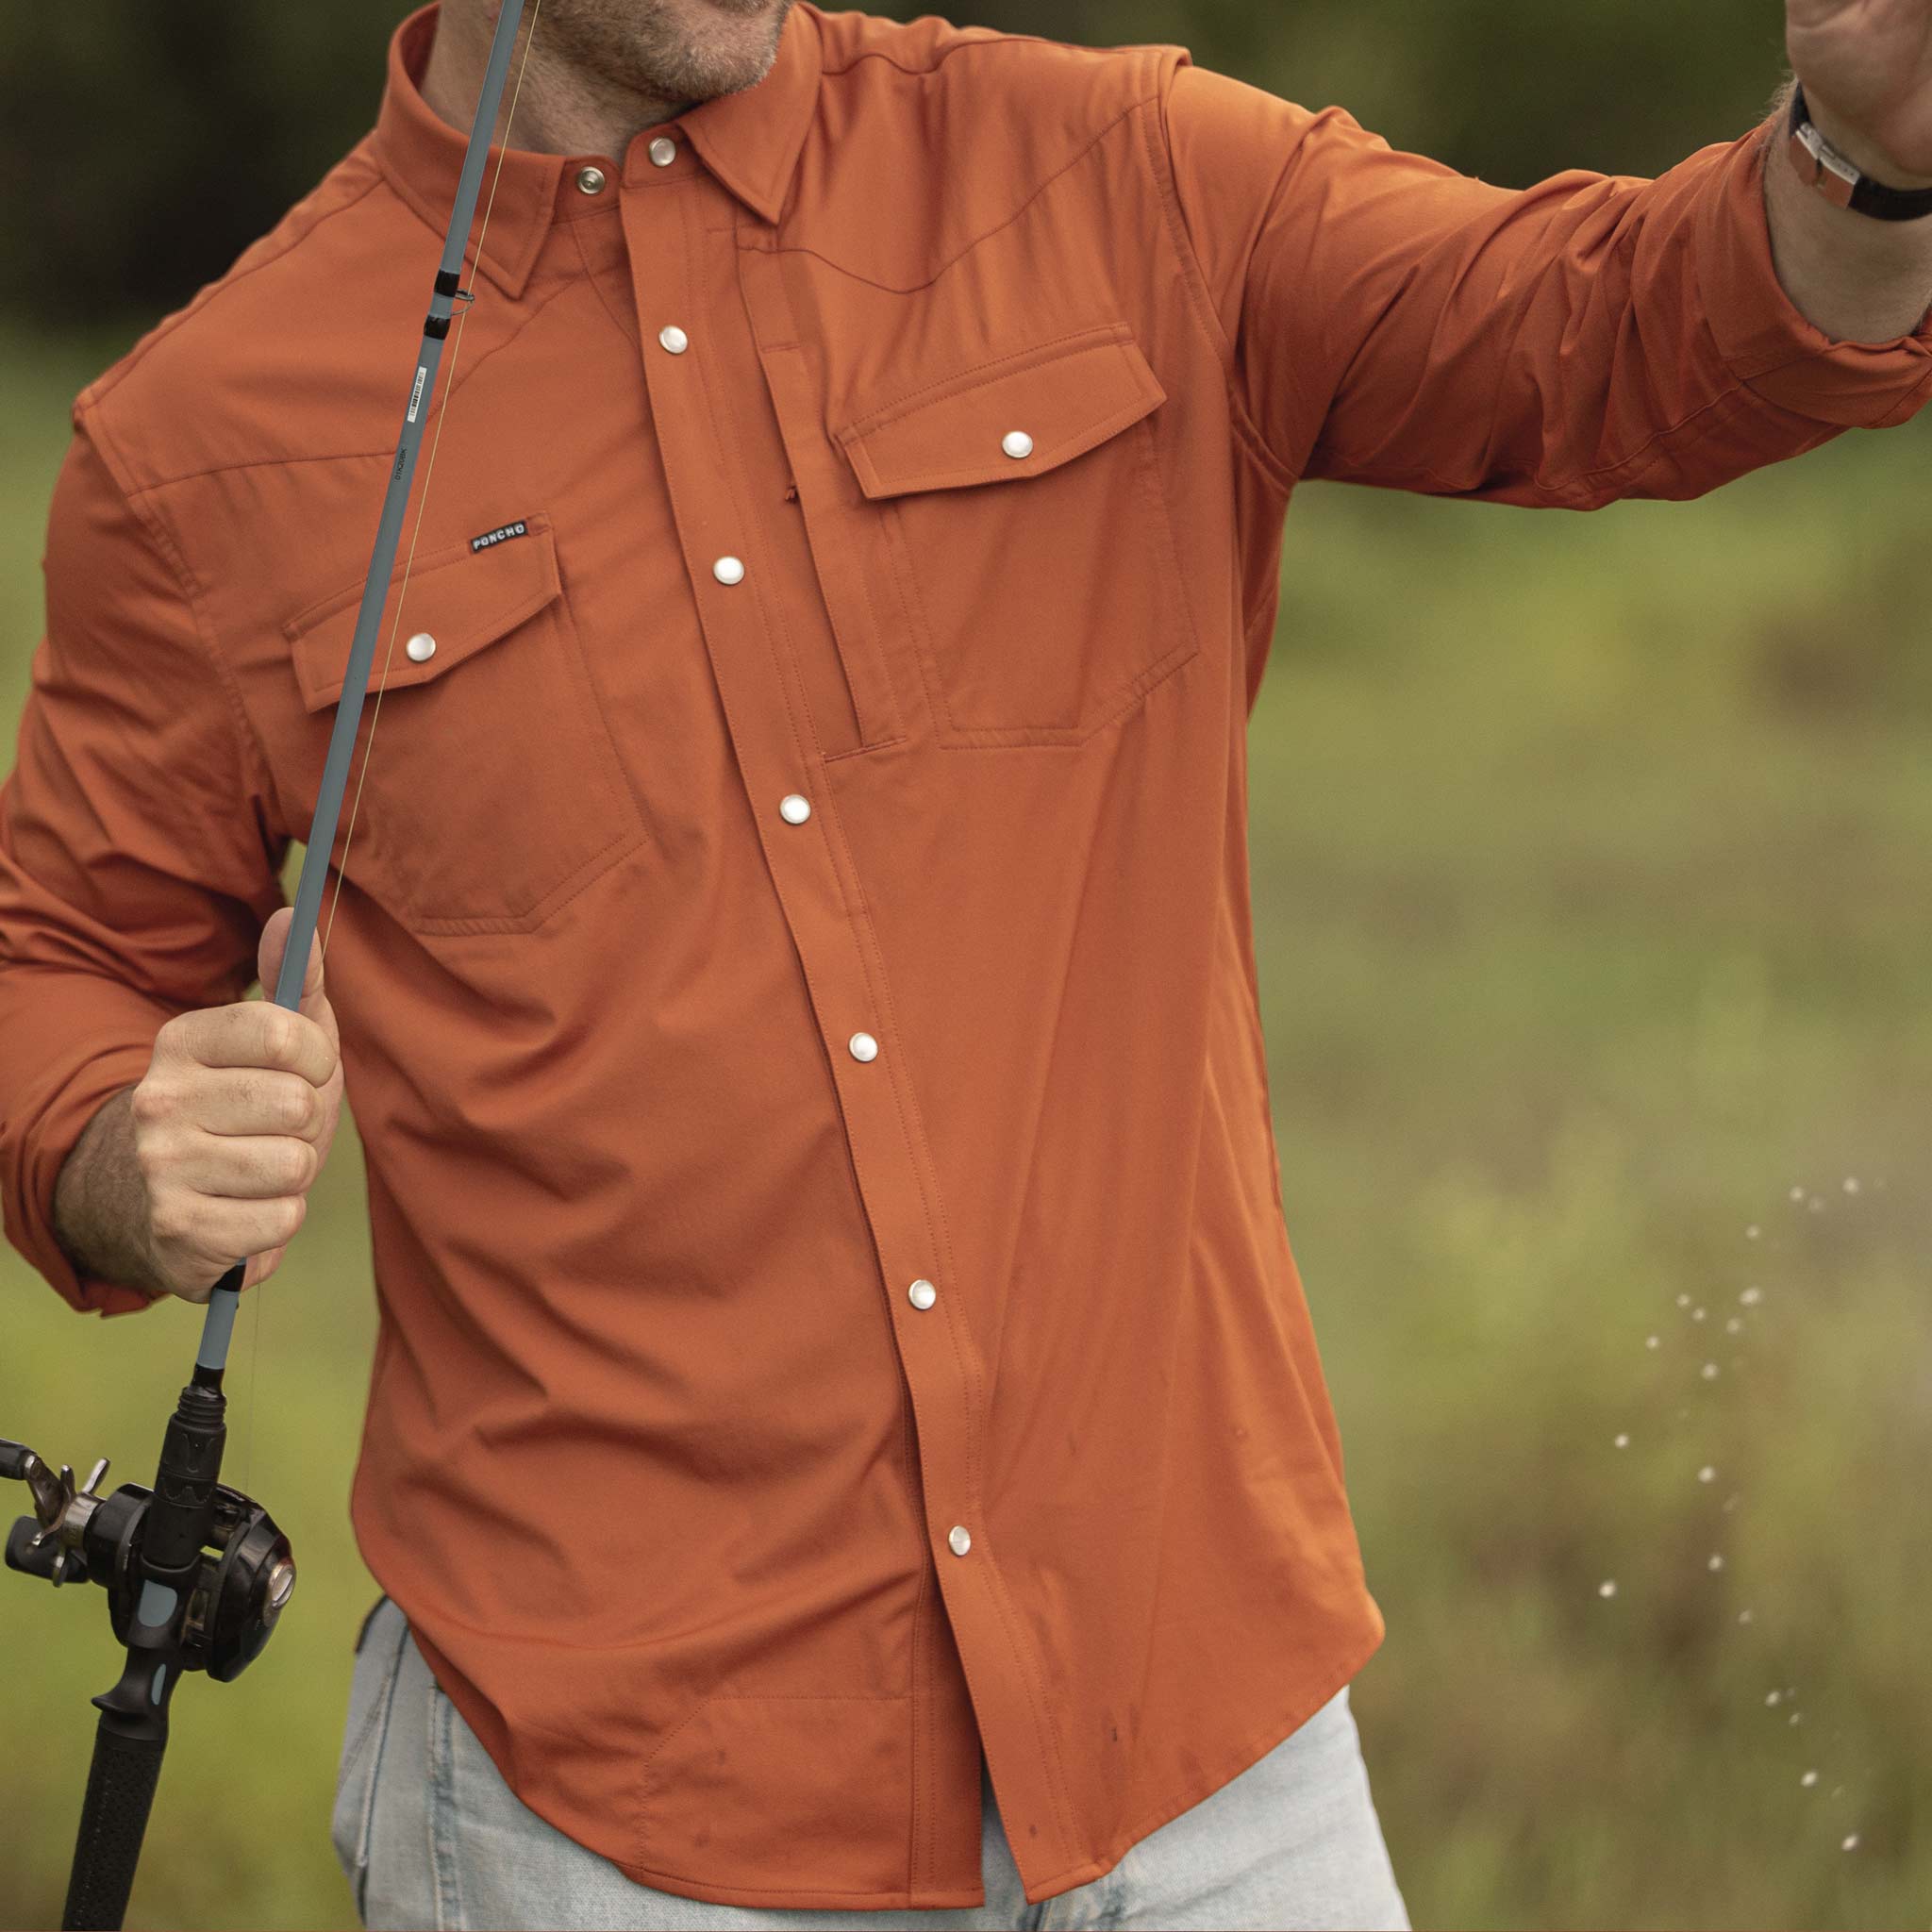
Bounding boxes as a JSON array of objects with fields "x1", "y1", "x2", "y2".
[{"x1": 3, "y1": 4, "x2": 1929, "y2": 1928}]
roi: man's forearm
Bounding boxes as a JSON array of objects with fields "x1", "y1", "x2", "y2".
[
  {"x1": 52, "y1": 1085, "x2": 163, "y2": 1297},
  {"x1": 1761, "y1": 75, "x2": 1932, "y2": 343}
]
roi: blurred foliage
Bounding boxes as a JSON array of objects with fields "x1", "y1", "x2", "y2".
[
  {"x1": 0, "y1": 0, "x2": 1797, "y2": 331},
  {"x1": 4, "y1": 3, "x2": 1931, "y2": 1929}
]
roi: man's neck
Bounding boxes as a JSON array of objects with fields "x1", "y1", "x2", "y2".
[{"x1": 420, "y1": 3, "x2": 692, "y2": 163}]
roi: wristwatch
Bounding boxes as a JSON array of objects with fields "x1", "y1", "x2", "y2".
[{"x1": 1786, "y1": 80, "x2": 1932, "y2": 220}]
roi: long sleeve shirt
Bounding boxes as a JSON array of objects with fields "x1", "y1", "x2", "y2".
[{"x1": 3, "y1": 3, "x2": 1928, "y2": 1909}]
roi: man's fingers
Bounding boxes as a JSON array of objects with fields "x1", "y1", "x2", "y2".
[
  {"x1": 167, "y1": 1128, "x2": 320, "y2": 1200},
  {"x1": 146, "y1": 1187, "x2": 308, "y2": 1276},
  {"x1": 188, "y1": 1069, "x2": 329, "y2": 1141},
  {"x1": 165, "y1": 996, "x2": 337, "y2": 1090}
]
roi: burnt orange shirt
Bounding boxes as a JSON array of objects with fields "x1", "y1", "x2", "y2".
[{"x1": 5, "y1": 4, "x2": 1930, "y2": 1909}]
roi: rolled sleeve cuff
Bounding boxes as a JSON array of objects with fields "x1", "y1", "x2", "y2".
[
  {"x1": 1, "y1": 1021, "x2": 170, "y2": 1318},
  {"x1": 1697, "y1": 111, "x2": 1932, "y2": 429}
]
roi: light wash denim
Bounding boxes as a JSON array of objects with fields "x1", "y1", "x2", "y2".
[{"x1": 332, "y1": 1595, "x2": 1410, "y2": 1931}]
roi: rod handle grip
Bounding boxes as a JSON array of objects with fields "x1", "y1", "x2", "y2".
[{"x1": 60, "y1": 1713, "x2": 165, "y2": 1931}]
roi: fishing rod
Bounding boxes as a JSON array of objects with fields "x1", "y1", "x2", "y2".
[{"x1": 2, "y1": 4, "x2": 532, "y2": 1923}]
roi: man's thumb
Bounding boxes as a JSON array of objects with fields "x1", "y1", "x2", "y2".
[{"x1": 257, "y1": 905, "x2": 326, "y2": 1018}]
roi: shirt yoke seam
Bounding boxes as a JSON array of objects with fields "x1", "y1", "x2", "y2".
[
  {"x1": 120, "y1": 275, "x2": 580, "y2": 497},
  {"x1": 751, "y1": 93, "x2": 1158, "y2": 303}
]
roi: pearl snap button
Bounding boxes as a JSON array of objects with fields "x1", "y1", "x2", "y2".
[
  {"x1": 1001, "y1": 430, "x2": 1034, "y2": 459},
  {"x1": 575, "y1": 165, "x2": 607, "y2": 195},
  {"x1": 948, "y1": 1525, "x2": 972, "y2": 1557},
  {"x1": 648, "y1": 136, "x2": 677, "y2": 168},
  {"x1": 908, "y1": 1278, "x2": 937, "y2": 1310},
  {"x1": 779, "y1": 794, "x2": 811, "y2": 824},
  {"x1": 712, "y1": 556, "x2": 745, "y2": 586},
  {"x1": 848, "y1": 1032, "x2": 878, "y2": 1062},
  {"x1": 658, "y1": 325, "x2": 689, "y2": 355},
  {"x1": 404, "y1": 632, "x2": 436, "y2": 663}
]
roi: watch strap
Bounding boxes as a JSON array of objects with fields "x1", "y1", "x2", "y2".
[{"x1": 1787, "y1": 81, "x2": 1932, "y2": 221}]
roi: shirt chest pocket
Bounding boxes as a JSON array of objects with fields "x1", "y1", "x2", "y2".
[
  {"x1": 282, "y1": 516, "x2": 648, "y2": 935},
  {"x1": 828, "y1": 324, "x2": 1200, "y2": 750}
]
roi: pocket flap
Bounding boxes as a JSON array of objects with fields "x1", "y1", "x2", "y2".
[
  {"x1": 285, "y1": 516, "x2": 561, "y2": 714},
  {"x1": 834, "y1": 324, "x2": 1166, "y2": 501}
]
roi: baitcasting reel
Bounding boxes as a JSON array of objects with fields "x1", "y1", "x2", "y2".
[{"x1": 2, "y1": 1439, "x2": 295, "y2": 1681}]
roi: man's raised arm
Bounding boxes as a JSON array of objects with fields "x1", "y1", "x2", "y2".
[{"x1": 1155, "y1": 58, "x2": 1932, "y2": 510}]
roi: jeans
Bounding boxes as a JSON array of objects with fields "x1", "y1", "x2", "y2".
[{"x1": 332, "y1": 1596, "x2": 1410, "y2": 1931}]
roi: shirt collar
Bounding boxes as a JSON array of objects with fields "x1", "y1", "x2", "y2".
[
  {"x1": 373, "y1": 2, "x2": 823, "y2": 300},
  {"x1": 671, "y1": 4, "x2": 823, "y2": 225}
]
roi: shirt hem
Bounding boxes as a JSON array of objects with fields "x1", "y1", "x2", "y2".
[
  {"x1": 1020, "y1": 1599, "x2": 1389, "y2": 1907},
  {"x1": 590, "y1": 1594, "x2": 1388, "y2": 1913}
]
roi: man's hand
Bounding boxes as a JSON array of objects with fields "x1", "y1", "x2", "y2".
[
  {"x1": 125, "y1": 907, "x2": 343, "y2": 1303},
  {"x1": 1788, "y1": 0, "x2": 1932, "y2": 186}
]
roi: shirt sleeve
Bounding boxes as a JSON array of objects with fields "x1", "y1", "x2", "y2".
[
  {"x1": 1158, "y1": 62, "x2": 1932, "y2": 506},
  {"x1": 0, "y1": 412, "x2": 288, "y2": 1315}
]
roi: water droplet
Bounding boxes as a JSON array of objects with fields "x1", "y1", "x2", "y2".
[
  {"x1": 1740, "y1": 1286, "x2": 1764, "y2": 1307},
  {"x1": 1841, "y1": 1833, "x2": 1859, "y2": 1852},
  {"x1": 1597, "y1": 1579, "x2": 1618, "y2": 1599},
  {"x1": 1613, "y1": 1432, "x2": 1630, "y2": 1449},
  {"x1": 1645, "y1": 1335, "x2": 1661, "y2": 1350},
  {"x1": 1789, "y1": 1711, "x2": 1803, "y2": 1725},
  {"x1": 1801, "y1": 1770, "x2": 1819, "y2": 1788},
  {"x1": 1745, "y1": 1224, "x2": 1760, "y2": 1240},
  {"x1": 1701, "y1": 1362, "x2": 1720, "y2": 1379},
  {"x1": 1725, "y1": 1316, "x2": 1743, "y2": 1334},
  {"x1": 1675, "y1": 1292, "x2": 1691, "y2": 1307},
  {"x1": 1737, "y1": 1607, "x2": 1755, "y2": 1624},
  {"x1": 1766, "y1": 1690, "x2": 1783, "y2": 1706},
  {"x1": 1698, "y1": 1465, "x2": 1718, "y2": 1483},
  {"x1": 1691, "y1": 1306, "x2": 1707, "y2": 1322},
  {"x1": 1842, "y1": 1176, "x2": 1860, "y2": 1194},
  {"x1": 1807, "y1": 1195, "x2": 1824, "y2": 1213},
  {"x1": 1789, "y1": 1186, "x2": 1805, "y2": 1202},
  {"x1": 1707, "y1": 1553, "x2": 1724, "y2": 1571}
]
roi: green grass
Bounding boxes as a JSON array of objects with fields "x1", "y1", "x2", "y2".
[{"x1": 1, "y1": 326, "x2": 1928, "y2": 1929}]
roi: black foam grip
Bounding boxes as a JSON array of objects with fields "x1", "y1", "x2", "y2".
[{"x1": 61, "y1": 1718, "x2": 165, "y2": 1930}]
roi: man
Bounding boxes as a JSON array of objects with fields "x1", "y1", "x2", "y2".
[{"x1": 3, "y1": 0, "x2": 1928, "y2": 1925}]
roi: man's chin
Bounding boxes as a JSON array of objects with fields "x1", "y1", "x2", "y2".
[{"x1": 662, "y1": 0, "x2": 794, "y2": 100}]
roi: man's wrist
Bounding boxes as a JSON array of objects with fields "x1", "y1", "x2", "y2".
[{"x1": 51, "y1": 1086, "x2": 165, "y2": 1298}]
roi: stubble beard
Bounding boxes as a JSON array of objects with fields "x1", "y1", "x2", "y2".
[{"x1": 535, "y1": 0, "x2": 797, "y2": 109}]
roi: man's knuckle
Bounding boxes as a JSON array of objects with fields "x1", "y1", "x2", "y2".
[
  {"x1": 148, "y1": 1194, "x2": 188, "y2": 1247},
  {"x1": 258, "y1": 1009, "x2": 295, "y2": 1066},
  {"x1": 133, "y1": 1130, "x2": 169, "y2": 1182}
]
